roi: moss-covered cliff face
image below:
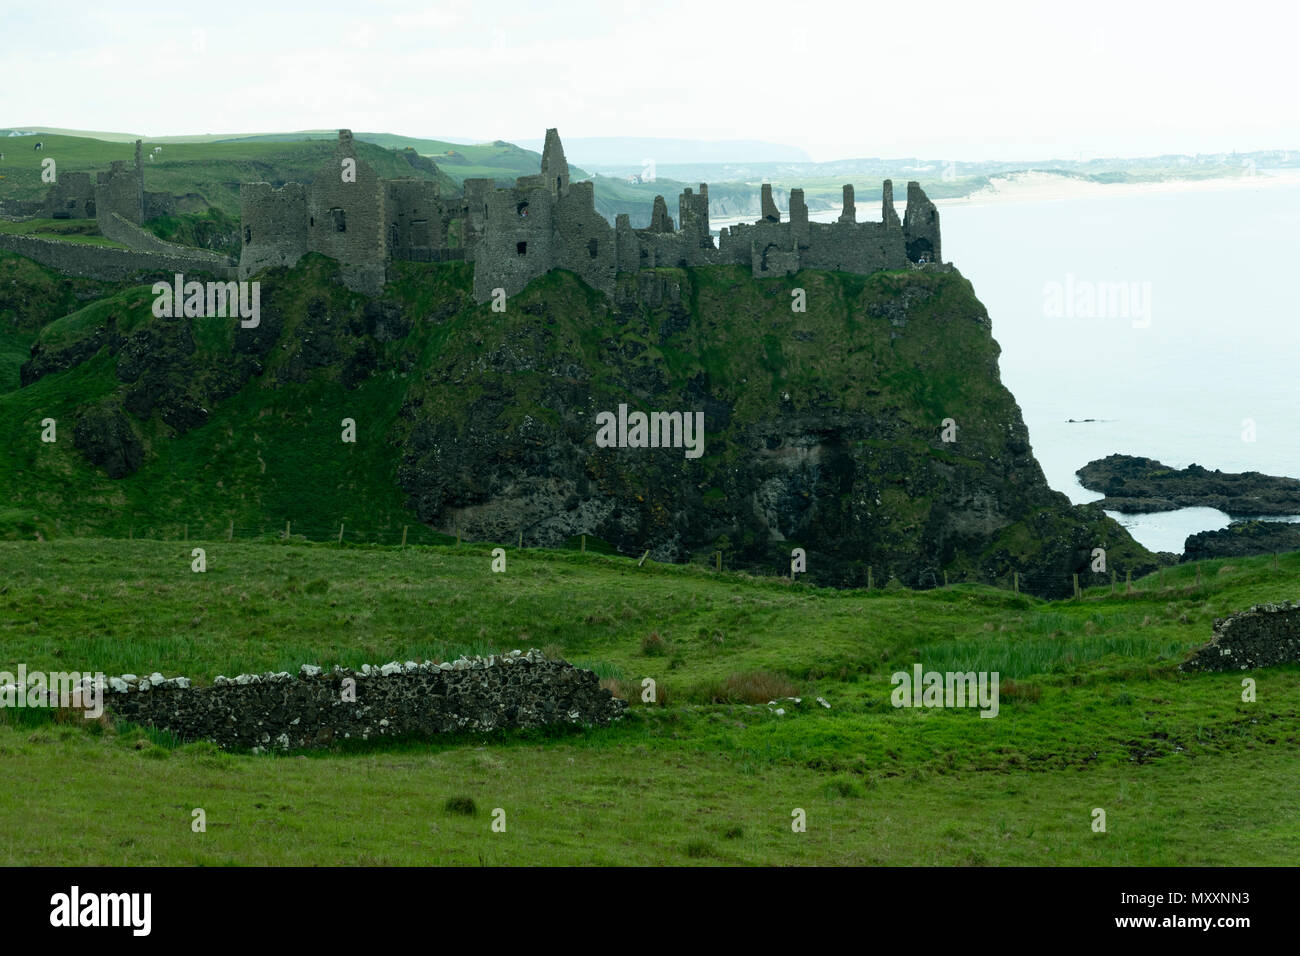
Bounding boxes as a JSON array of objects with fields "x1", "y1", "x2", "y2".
[
  {"x1": 388, "y1": 262, "x2": 1159, "y2": 595},
  {"x1": 0, "y1": 253, "x2": 1159, "y2": 595}
]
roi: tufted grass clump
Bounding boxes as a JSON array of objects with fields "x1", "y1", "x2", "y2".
[
  {"x1": 444, "y1": 795, "x2": 477, "y2": 816},
  {"x1": 641, "y1": 631, "x2": 668, "y2": 656}
]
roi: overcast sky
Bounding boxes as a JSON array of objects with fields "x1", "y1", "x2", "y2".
[{"x1": 3, "y1": 0, "x2": 1295, "y2": 162}]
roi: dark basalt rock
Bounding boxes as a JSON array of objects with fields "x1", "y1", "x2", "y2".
[
  {"x1": 1183, "y1": 520, "x2": 1300, "y2": 562},
  {"x1": 72, "y1": 402, "x2": 143, "y2": 478},
  {"x1": 1078, "y1": 454, "x2": 1300, "y2": 517}
]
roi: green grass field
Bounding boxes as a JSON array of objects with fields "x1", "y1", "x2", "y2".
[
  {"x1": 0, "y1": 217, "x2": 125, "y2": 247},
  {"x1": 1, "y1": 537, "x2": 1296, "y2": 865}
]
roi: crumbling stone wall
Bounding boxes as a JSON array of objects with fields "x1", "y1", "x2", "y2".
[
  {"x1": 44, "y1": 172, "x2": 96, "y2": 219},
  {"x1": 903, "y1": 181, "x2": 940, "y2": 263},
  {"x1": 225, "y1": 126, "x2": 945, "y2": 304},
  {"x1": 99, "y1": 212, "x2": 231, "y2": 264},
  {"x1": 385, "y1": 178, "x2": 449, "y2": 260},
  {"x1": 306, "y1": 131, "x2": 387, "y2": 295},
  {"x1": 103, "y1": 650, "x2": 625, "y2": 752},
  {"x1": 239, "y1": 182, "x2": 308, "y2": 278},
  {"x1": 1181, "y1": 601, "x2": 1300, "y2": 671},
  {"x1": 0, "y1": 233, "x2": 236, "y2": 282},
  {"x1": 95, "y1": 154, "x2": 144, "y2": 225}
]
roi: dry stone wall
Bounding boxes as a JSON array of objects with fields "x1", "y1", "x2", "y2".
[
  {"x1": 1181, "y1": 601, "x2": 1300, "y2": 671},
  {"x1": 103, "y1": 650, "x2": 625, "y2": 752}
]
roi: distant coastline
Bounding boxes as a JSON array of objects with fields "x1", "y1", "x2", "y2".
[{"x1": 936, "y1": 168, "x2": 1300, "y2": 208}]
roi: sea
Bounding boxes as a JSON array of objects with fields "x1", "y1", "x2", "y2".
[{"x1": 719, "y1": 180, "x2": 1300, "y2": 553}]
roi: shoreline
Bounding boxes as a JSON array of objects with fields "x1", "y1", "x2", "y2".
[
  {"x1": 709, "y1": 169, "x2": 1300, "y2": 229},
  {"x1": 936, "y1": 168, "x2": 1300, "y2": 208}
]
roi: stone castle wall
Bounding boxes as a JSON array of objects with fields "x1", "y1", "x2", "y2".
[
  {"x1": 101, "y1": 650, "x2": 625, "y2": 751},
  {"x1": 239, "y1": 182, "x2": 309, "y2": 277},
  {"x1": 0, "y1": 233, "x2": 236, "y2": 282},
  {"x1": 99, "y1": 211, "x2": 231, "y2": 264}
]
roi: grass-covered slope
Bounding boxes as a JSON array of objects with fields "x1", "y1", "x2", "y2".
[
  {"x1": 0, "y1": 133, "x2": 456, "y2": 217},
  {"x1": 0, "y1": 253, "x2": 1157, "y2": 594},
  {"x1": 0, "y1": 538, "x2": 1296, "y2": 865}
]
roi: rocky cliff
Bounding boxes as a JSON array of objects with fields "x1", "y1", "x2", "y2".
[{"x1": 3, "y1": 253, "x2": 1159, "y2": 595}]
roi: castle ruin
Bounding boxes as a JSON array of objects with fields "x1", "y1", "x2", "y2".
[
  {"x1": 27, "y1": 139, "x2": 175, "y2": 223},
  {"x1": 238, "y1": 129, "x2": 943, "y2": 301}
]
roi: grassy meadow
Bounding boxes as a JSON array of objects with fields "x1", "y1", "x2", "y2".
[{"x1": 1, "y1": 537, "x2": 1296, "y2": 865}]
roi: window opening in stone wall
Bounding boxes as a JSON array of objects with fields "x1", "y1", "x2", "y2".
[
  {"x1": 330, "y1": 208, "x2": 346, "y2": 233},
  {"x1": 517, "y1": 241, "x2": 527, "y2": 256},
  {"x1": 588, "y1": 238, "x2": 598, "y2": 259}
]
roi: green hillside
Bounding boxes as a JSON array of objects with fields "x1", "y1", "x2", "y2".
[
  {"x1": 0, "y1": 537, "x2": 1296, "y2": 865},
  {"x1": 0, "y1": 250, "x2": 1157, "y2": 594},
  {"x1": 0, "y1": 133, "x2": 457, "y2": 216}
]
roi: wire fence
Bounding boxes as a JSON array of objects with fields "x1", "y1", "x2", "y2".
[{"x1": 89, "y1": 517, "x2": 1258, "y2": 600}]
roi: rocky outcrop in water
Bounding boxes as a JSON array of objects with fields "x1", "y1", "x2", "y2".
[
  {"x1": 1078, "y1": 454, "x2": 1300, "y2": 517},
  {"x1": 1183, "y1": 520, "x2": 1300, "y2": 562}
]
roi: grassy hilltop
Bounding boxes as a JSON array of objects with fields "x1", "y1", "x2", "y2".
[{"x1": 0, "y1": 537, "x2": 1296, "y2": 865}]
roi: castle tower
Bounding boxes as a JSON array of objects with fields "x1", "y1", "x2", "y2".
[
  {"x1": 760, "y1": 183, "x2": 780, "y2": 223},
  {"x1": 902, "y1": 181, "x2": 940, "y2": 263},
  {"x1": 881, "y1": 180, "x2": 901, "y2": 229},
  {"x1": 789, "y1": 188, "x2": 809, "y2": 248},
  {"x1": 838, "y1": 184, "x2": 856, "y2": 223},
  {"x1": 649, "y1": 195, "x2": 673, "y2": 233},
  {"x1": 540, "y1": 128, "x2": 570, "y2": 199}
]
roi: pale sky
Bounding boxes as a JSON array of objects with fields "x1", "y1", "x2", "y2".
[{"x1": 3, "y1": 0, "x2": 1296, "y2": 163}]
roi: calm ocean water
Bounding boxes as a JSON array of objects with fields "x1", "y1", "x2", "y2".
[
  {"x1": 941, "y1": 181, "x2": 1300, "y2": 553},
  {"x1": 787, "y1": 181, "x2": 1300, "y2": 553}
]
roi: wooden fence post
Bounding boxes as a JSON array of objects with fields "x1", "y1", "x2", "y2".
[
  {"x1": 868, "y1": 566, "x2": 873, "y2": 590},
  {"x1": 338, "y1": 522, "x2": 345, "y2": 545},
  {"x1": 1073, "y1": 573, "x2": 1080, "y2": 599},
  {"x1": 638, "y1": 550, "x2": 650, "y2": 567},
  {"x1": 581, "y1": 534, "x2": 586, "y2": 553},
  {"x1": 401, "y1": 526, "x2": 408, "y2": 548},
  {"x1": 1013, "y1": 572, "x2": 1019, "y2": 594}
]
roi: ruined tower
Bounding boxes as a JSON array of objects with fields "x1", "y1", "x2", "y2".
[
  {"x1": 902, "y1": 181, "x2": 940, "y2": 263},
  {"x1": 540, "y1": 128, "x2": 570, "y2": 199}
]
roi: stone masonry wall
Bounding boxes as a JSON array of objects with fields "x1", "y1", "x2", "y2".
[
  {"x1": 0, "y1": 233, "x2": 236, "y2": 282},
  {"x1": 1181, "y1": 601, "x2": 1300, "y2": 671},
  {"x1": 103, "y1": 650, "x2": 625, "y2": 752},
  {"x1": 99, "y1": 212, "x2": 233, "y2": 265}
]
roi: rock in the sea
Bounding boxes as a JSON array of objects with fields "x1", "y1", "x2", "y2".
[
  {"x1": 1079, "y1": 454, "x2": 1300, "y2": 517},
  {"x1": 1183, "y1": 520, "x2": 1300, "y2": 562}
]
